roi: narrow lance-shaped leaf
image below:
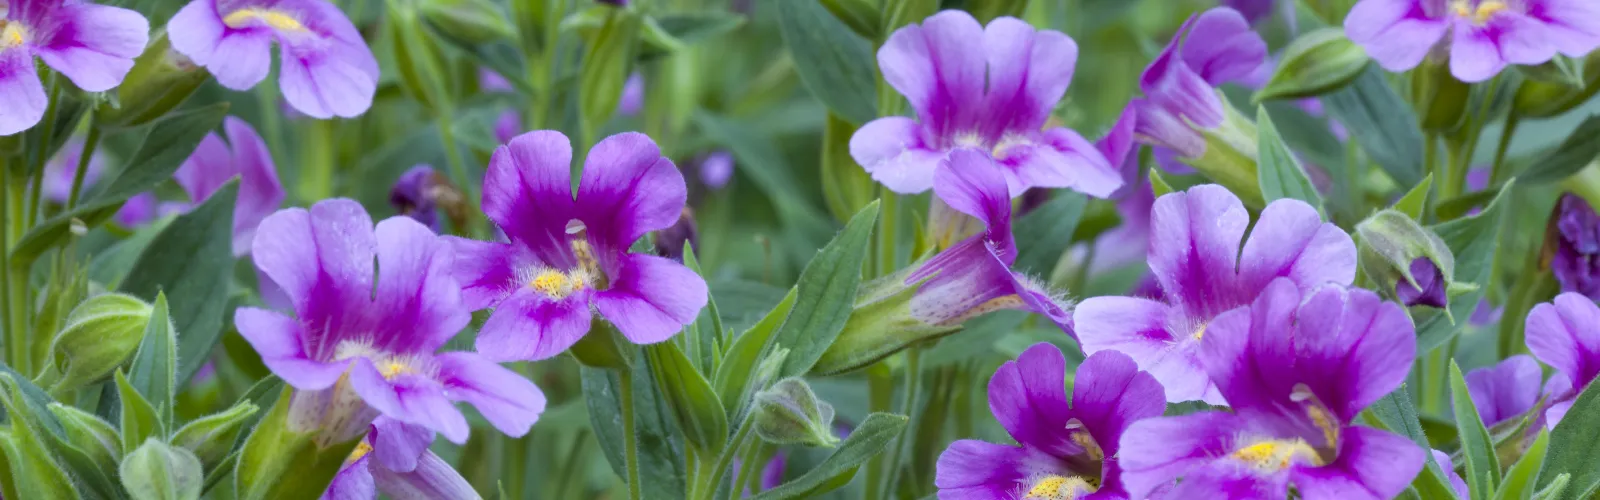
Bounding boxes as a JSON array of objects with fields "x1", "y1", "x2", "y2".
[
  {"x1": 1256, "y1": 105, "x2": 1325, "y2": 212},
  {"x1": 127, "y1": 292, "x2": 177, "y2": 423},
  {"x1": 749, "y1": 412, "x2": 909, "y2": 499},
  {"x1": 1450, "y1": 360, "x2": 1501, "y2": 499},
  {"x1": 644, "y1": 341, "x2": 728, "y2": 455},
  {"x1": 1536, "y1": 377, "x2": 1600, "y2": 499},
  {"x1": 770, "y1": 200, "x2": 880, "y2": 379},
  {"x1": 1364, "y1": 386, "x2": 1462, "y2": 500}
]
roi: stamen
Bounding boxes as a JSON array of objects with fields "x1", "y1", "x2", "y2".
[
  {"x1": 1192, "y1": 323, "x2": 1207, "y2": 341},
  {"x1": 528, "y1": 268, "x2": 589, "y2": 299},
  {"x1": 1230, "y1": 439, "x2": 1321, "y2": 471},
  {"x1": 1065, "y1": 419, "x2": 1104, "y2": 461},
  {"x1": 0, "y1": 21, "x2": 29, "y2": 49},
  {"x1": 223, "y1": 8, "x2": 307, "y2": 32},
  {"x1": 1022, "y1": 475, "x2": 1096, "y2": 499},
  {"x1": 347, "y1": 440, "x2": 373, "y2": 465}
]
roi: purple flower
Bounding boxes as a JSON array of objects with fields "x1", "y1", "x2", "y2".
[
  {"x1": 1120, "y1": 280, "x2": 1425, "y2": 500},
  {"x1": 0, "y1": 0, "x2": 148, "y2": 135},
  {"x1": 848, "y1": 10, "x2": 1118, "y2": 198},
  {"x1": 169, "y1": 0, "x2": 379, "y2": 118},
  {"x1": 653, "y1": 207, "x2": 696, "y2": 262},
  {"x1": 1345, "y1": 0, "x2": 1600, "y2": 82},
  {"x1": 390, "y1": 165, "x2": 441, "y2": 232},
  {"x1": 1131, "y1": 7, "x2": 1265, "y2": 159},
  {"x1": 906, "y1": 149, "x2": 1074, "y2": 333},
  {"x1": 618, "y1": 72, "x2": 644, "y2": 116},
  {"x1": 494, "y1": 109, "x2": 522, "y2": 145},
  {"x1": 1225, "y1": 0, "x2": 1276, "y2": 24},
  {"x1": 1432, "y1": 449, "x2": 1471, "y2": 498},
  {"x1": 446, "y1": 130, "x2": 709, "y2": 362},
  {"x1": 479, "y1": 67, "x2": 512, "y2": 93},
  {"x1": 237, "y1": 199, "x2": 546, "y2": 445},
  {"x1": 322, "y1": 418, "x2": 477, "y2": 500},
  {"x1": 699, "y1": 151, "x2": 734, "y2": 190},
  {"x1": 40, "y1": 138, "x2": 106, "y2": 203},
  {"x1": 1524, "y1": 292, "x2": 1600, "y2": 428},
  {"x1": 1552, "y1": 194, "x2": 1600, "y2": 300},
  {"x1": 1464, "y1": 354, "x2": 1542, "y2": 427},
  {"x1": 1396, "y1": 257, "x2": 1448, "y2": 308},
  {"x1": 935, "y1": 344, "x2": 1166, "y2": 499},
  {"x1": 1075, "y1": 185, "x2": 1356, "y2": 403},
  {"x1": 731, "y1": 453, "x2": 786, "y2": 497},
  {"x1": 172, "y1": 116, "x2": 286, "y2": 256}
]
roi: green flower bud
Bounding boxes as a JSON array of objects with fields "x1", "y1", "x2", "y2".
[
  {"x1": 1514, "y1": 51, "x2": 1600, "y2": 119},
  {"x1": 47, "y1": 403, "x2": 122, "y2": 474},
  {"x1": 1355, "y1": 210, "x2": 1473, "y2": 316},
  {"x1": 420, "y1": 0, "x2": 516, "y2": 45},
  {"x1": 46, "y1": 293, "x2": 152, "y2": 393},
  {"x1": 1412, "y1": 59, "x2": 1473, "y2": 132},
  {"x1": 1255, "y1": 28, "x2": 1371, "y2": 102},
  {"x1": 97, "y1": 35, "x2": 209, "y2": 130},
  {"x1": 171, "y1": 401, "x2": 259, "y2": 474},
  {"x1": 1191, "y1": 99, "x2": 1264, "y2": 208},
  {"x1": 752, "y1": 378, "x2": 839, "y2": 448},
  {"x1": 120, "y1": 438, "x2": 203, "y2": 500}
]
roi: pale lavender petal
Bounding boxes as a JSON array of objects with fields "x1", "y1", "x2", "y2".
[
  {"x1": 251, "y1": 200, "x2": 379, "y2": 360},
  {"x1": 1225, "y1": 0, "x2": 1276, "y2": 24},
  {"x1": 848, "y1": 116, "x2": 943, "y2": 194},
  {"x1": 1545, "y1": 399, "x2": 1575, "y2": 428},
  {"x1": 932, "y1": 150, "x2": 1013, "y2": 251},
  {"x1": 0, "y1": 47, "x2": 47, "y2": 136},
  {"x1": 594, "y1": 253, "x2": 708, "y2": 345},
  {"x1": 275, "y1": 0, "x2": 379, "y2": 118},
  {"x1": 442, "y1": 237, "x2": 526, "y2": 311},
  {"x1": 1180, "y1": 8, "x2": 1267, "y2": 85},
  {"x1": 575, "y1": 132, "x2": 686, "y2": 252},
  {"x1": 174, "y1": 133, "x2": 234, "y2": 203},
  {"x1": 226, "y1": 116, "x2": 284, "y2": 256},
  {"x1": 1344, "y1": 0, "x2": 1450, "y2": 72},
  {"x1": 1235, "y1": 198, "x2": 1357, "y2": 297},
  {"x1": 1526, "y1": 0, "x2": 1600, "y2": 56},
  {"x1": 986, "y1": 342, "x2": 1075, "y2": 456},
  {"x1": 479, "y1": 67, "x2": 512, "y2": 92},
  {"x1": 1148, "y1": 185, "x2": 1250, "y2": 320},
  {"x1": 995, "y1": 128, "x2": 1122, "y2": 199},
  {"x1": 348, "y1": 359, "x2": 470, "y2": 444},
  {"x1": 168, "y1": 0, "x2": 272, "y2": 90},
  {"x1": 1449, "y1": 13, "x2": 1554, "y2": 83},
  {"x1": 1290, "y1": 426, "x2": 1425, "y2": 500},
  {"x1": 877, "y1": 10, "x2": 985, "y2": 138},
  {"x1": 370, "y1": 417, "x2": 433, "y2": 474},
  {"x1": 372, "y1": 450, "x2": 478, "y2": 500},
  {"x1": 1431, "y1": 449, "x2": 1471, "y2": 498},
  {"x1": 1132, "y1": 98, "x2": 1206, "y2": 159},
  {"x1": 115, "y1": 192, "x2": 159, "y2": 227},
  {"x1": 934, "y1": 439, "x2": 1031, "y2": 499},
  {"x1": 33, "y1": 3, "x2": 147, "y2": 92},
  {"x1": 476, "y1": 287, "x2": 593, "y2": 362},
  {"x1": 1075, "y1": 295, "x2": 1219, "y2": 404},
  {"x1": 1120, "y1": 411, "x2": 1251, "y2": 499},
  {"x1": 617, "y1": 72, "x2": 644, "y2": 116},
  {"x1": 320, "y1": 455, "x2": 373, "y2": 500},
  {"x1": 1097, "y1": 106, "x2": 1139, "y2": 200},
  {"x1": 978, "y1": 17, "x2": 1076, "y2": 138},
  {"x1": 1525, "y1": 293, "x2": 1600, "y2": 392},
  {"x1": 906, "y1": 239, "x2": 1020, "y2": 326},
  {"x1": 1159, "y1": 460, "x2": 1288, "y2": 499},
  {"x1": 483, "y1": 130, "x2": 578, "y2": 267},
  {"x1": 1465, "y1": 354, "x2": 1543, "y2": 426},
  {"x1": 370, "y1": 217, "x2": 469, "y2": 355},
  {"x1": 234, "y1": 307, "x2": 348, "y2": 389},
  {"x1": 1141, "y1": 29, "x2": 1225, "y2": 131},
  {"x1": 493, "y1": 109, "x2": 521, "y2": 145},
  {"x1": 436, "y1": 352, "x2": 546, "y2": 437}
]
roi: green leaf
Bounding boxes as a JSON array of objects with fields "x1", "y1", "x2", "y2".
[
  {"x1": 1012, "y1": 192, "x2": 1088, "y2": 277},
  {"x1": 10, "y1": 103, "x2": 229, "y2": 266},
  {"x1": 576, "y1": 8, "x2": 642, "y2": 128},
  {"x1": 1519, "y1": 115, "x2": 1600, "y2": 185},
  {"x1": 0, "y1": 369, "x2": 121, "y2": 500},
  {"x1": 650, "y1": 11, "x2": 745, "y2": 47},
  {"x1": 580, "y1": 362, "x2": 686, "y2": 500},
  {"x1": 121, "y1": 438, "x2": 203, "y2": 500},
  {"x1": 128, "y1": 292, "x2": 177, "y2": 423},
  {"x1": 1365, "y1": 386, "x2": 1462, "y2": 499},
  {"x1": 1450, "y1": 360, "x2": 1501, "y2": 499},
  {"x1": 1415, "y1": 181, "x2": 1513, "y2": 351},
  {"x1": 1322, "y1": 66, "x2": 1426, "y2": 189},
  {"x1": 749, "y1": 412, "x2": 908, "y2": 499},
  {"x1": 117, "y1": 371, "x2": 162, "y2": 453},
  {"x1": 1256, "y1": 105, "x2": 1325, "y2": 211},
  {"x1": 770, "y1": 200, "x2": 880, "y2": 379},
  {"x1": 1255, "y1": 28, "x2": 1370, "y2": 101},
  {"x1": 1393, "y1": 174, "x2": 1435, "y2": 219},
  {"x1": 45, "y1": 403, "x2": 121, "y2": 478},
  {"x1": 1150, "y1": 167, "x2": 1176, "y2": 198},
  {"x1": 680, "y1": 244, "x2": 722, "y2": 373},
  {"x1": 776, "y1": 0, "x2": 877, "y2": 124},
  {"x1": 643, "y1": 341, "x2": 728, "y2": 455},
  {"x1": 171, "y1": 401, "x2": 259, "y2": 474},
  {"x1": 1497, "y1": 430, "x2": 1550, "y2": 500},
  {"x1": 714, "y1": 287, "x2": 797, "y2": 421},
  {"x1": 817, "y1": 0, "x2": 880, "y2": 39},
  {"x1": 820, "y1": 113, "x2": 878, "y2": 223},
  {"x1": 693, "y1": 112, "x2": 835, "y2": 246},
  {"x1": 0, "y1": 376, "x2": 79, "y2": 500},
  {"x1": 1536, "y1": 375, "x2": 1600, "y2": 499},
  {"x1": 119, "y1": 181, "x2": 239, "y2": 388}
]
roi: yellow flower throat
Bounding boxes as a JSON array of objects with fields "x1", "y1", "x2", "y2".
[
  {"x1": 223, "y1": 8, "x2": 307, "y2": 32},
  {"x1": 1453, "y1": 1, "x2": 1508, "y2": 25},
  {"x1": 0, "y1": 21, "x2": 29, "y2": 49}
]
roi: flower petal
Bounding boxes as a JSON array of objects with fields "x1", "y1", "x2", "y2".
[
  {"x1": 1290, "y1": 425, "x2": 1425, "y2": 500},
  {"x1": 1071, "y1": 350, "x2": 1166, "y2": 497},
  {"x1": 1159, "y1": 460, "x2": 1290, "y2": 500},
  {"x1": 348, "y1": 358, "x2": 471, "y2": 444},
  {"x1": 1466, "y1": 354, "x2": 1543, "y2": 427},
  {"x1": 1180, "y1": 8, "x2": 1267, "y2": 85},
  {"x1": 1148, "y1": 185, "x2": 1250, "y2": 320},
  {"x1": 320, "y1": 455, "x2": 373, "y2": 500},
  {"x1": 594, "y1": 253, "x2": 708, "y2": 345},
  {"x1": 932, "y1": 150, "x2": 1013, "y2": 249},
  {"x1": 476, "y1": 287, "x2": 593, "y2": 362},
  {"x1": 575, "y1": 132, "x2": 686, "y2": 252},
  {"x1": 483, "y1": 130, "x2": 579, "y2": 266},
  {"x1": 168, "y1": 0, "x2": 273, "y2": 91},
  {"x1": 174, "y1": 133, "x2": 235, "y2": 206},
  {"x1": 1235, "y1": 198, "x2": 1356, "y2": 298},
  {"x1": 371, "y1": 217, "x2": 469, "y2": 355},
  {"x1": 978, "y1": 17, "x2": 1076, "y2": 138},
  {"x1": 1430, "y1": 449, "x2": 1471, "y2": 498},
  {"x1": 1119, "y1": 411, "x2": 1250, "y2": 500},
  {"x1": 225, "y1": 116, "x2": 285, "y2": 256},
  {"x1": 369, "y1": 417, "x2": 433, "y2": 474},
  {"x1": 251, "y1": 200, "x2": 378, "y2": 360},
  {"x1": 1075, "y1": 295, "x2": 1219, "y2": 404},
  {"x1": 1449, "y1": 14, "x2": 1552, "y2": 83},
  {"x1": 987, "y1": 342, "x2": 1076, "y2": 457},
  {"x1": 1141, "y1": 33, "x2": 1225, "y2": 131},
  {"x1": 995, "y1": 128, "x2": 1122, "y2": 199},
  {"x1": 436, "y1": 352, "x2": 546, "y2": 437},
  {"x1": 234, "y1": 307, "x2": 347, "y2": 389},
  {"x1": 907, "y1": 239, "x2": 1019, "y2": 326},
  {"x1": 32, "y1": 3, "x2": 147, "y2": 92},
  {"x1": 275, "y1": 1, "x2": 378, "y2": 118},
  {"x1": 849, "y1": 116, "x2": 943, "y2": 194},
  {"x1": 1343, "y1": 0, "x2": 1450, "y2": 72},
  {"x1": 933, "y1": 439, "x2": 1031, "y2": 499},
  {"x1": 0, "y1": 47, "x2": 47, "y2": 136},
  {"x1": 877, "y1": 10, "x2": 985, "y2": 138},
  {"x1": 372, "y1": 450, "x2": 479, "y2": 500},
  {"x1": 1527, "y1": 0, "x2": 1600, "y2": 57},
  {"x1": 1525, "y1": 292, "x2": 1600, "y2": 393}
]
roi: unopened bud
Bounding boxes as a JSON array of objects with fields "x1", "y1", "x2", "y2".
[
  {"x1": 654, "y1": 207, "x2": 698, "y2": 262},
  {"x1": 1515, "y1": 51, "x2": 1600, "y2": 119},
  {"x1": 47, "y1": 293, "x2": 151, "y2": 392},
  {"x1": 48, "y1": 403, "x2": 122, "y2": 474},
  {"x1": 172, "y1": 401, "x2": 260, "y2": 474},
  {"x1": 421, "y1": 0, "x2": 516, "y2": 45},
  {"x1": 1412, "y1": 59, "x2": 1472, "y2": 132},
  {"x1": 1255, "y1": 28, "x2": 1370, "y2": 102},
  {"x1": 752, "y1": 378, "x2": 839, "y2": 448},
  {"x1": 1356, "y1": 210, "x2": 1469, "y2": 314},
  {"x1": 120, "y1": 438, "x2": 203, "y2": 500},
  {"x1": 99, "y1": 35, "x2": 209, "y2": 129}
]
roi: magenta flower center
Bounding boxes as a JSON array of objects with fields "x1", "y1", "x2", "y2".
[
  {"x1": 222, "y1": 8, "x2": 307, "y2": 32},
  {"x1": 1022, "y1": 474, "x2": 1097, "y2": 499},
  {"x1": 1451, "y1": 0, "x2": 1510, "y2": 25},
  {"x1": 0, "y1": 20, "x2": 30, "y2": 49}
]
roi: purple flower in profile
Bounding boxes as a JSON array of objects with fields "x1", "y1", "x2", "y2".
[
  {"x1": 1524, "y1": 292, "x2": 1600, "y2": 428},
  {"x1": 1345, "y1": 0, "x2": 1600, "y2": 82},
  {"x1": 322, "y1": 418, "x2": 477, "y2": 500},
  {"x1": 618, "y1": 72, "x2": 645, "y2": 116},
  {"x1": 169, "y1": 0, "x2": 378, "y2": 118},
  {"x1": 849, "y1": 10, "x2": 1118, "y2": 198},
  {"x1": 1396, "y1": 257, "x2": 1448, "y2": 308},
  {"x1": 390, "y1": 165, "x2": 442, "y2": 232},
  {"x1": 1120, "y1": 280, "x2": 1426, "y2": 500},
  {"x1": 172, "y1": 116, "x2": 286, "y2": 255},
  {"x1": 40, "y1": 138, "x2": 106, "y2": 203},
  {"x1": 1075, "y1": 185, "x2": 1356, "y2": 403},
  {"x1": 1432, "y1": 449, "x2": 1471, "y2": 498},
  {"x1": 936, "y1": 344, "x2": 1166, "y2": 499},
  {"x1": 1464, "y1": 354, "x2": 1542, "y2": 427},
  {"x1": 446, "y1": 131, "x2": 709, "y2": 362},
  {"x1": 907, "y1": 150, "x2": 1074, "y2": 333},
  {"x1": 653, "y1": 207, "x2": 697, "y2": 263},
  {"x1": 237, "y1": 199, "x2": 547, "y2": 445},
  {"x1": 1131, "y1": 7, "x2": 1265, "y2": 160},
  {"x1": 0, "y1": 0, "x2": 148, "y2": 135},
  {"x1": 1552, "y1": 194, "x2": 1600, "y2": 300}
]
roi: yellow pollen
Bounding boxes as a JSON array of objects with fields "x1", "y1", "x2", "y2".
[
  {"x1": 348, "y1": 440, "x2": 373, "y2": 463},
  {"x1": 1069, "y1": 429, "x2": 1104, "y2": 462},
  {"x1": 1474, "y1": 1, "x2": 1508, "y2": 23},
  {"x1": 1023, "y1": 475, "x2": 1096, "y2": 500},
  {"x1": 0, "y1": 22, "x2": 28, "y2": 49},
  {"x1": 1192, "y1": 323, "x2": 1207, "y2": 341},
  {"x1": 1452, "y1": 0, "x2": 1508, "y2": 25},
  {"x1": 223, "y1": 8, "x2": 307, "y2": 32},
  {"x1": 379, "y1": 360, "x2": 415, "y2": 380},
  {"x1": 1231, "y1": 439, "x2": 1320, "y2": 471},
  {"x1": 1307, "y1": 405, "x2": 1340, "y2": 448},
  {"x1": 530, "y1": 269, "x2": 586, "y2": 299}
]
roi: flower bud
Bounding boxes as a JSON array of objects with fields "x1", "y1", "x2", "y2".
[
  {"x1": 1549, "y1": 194, "x2": 1600, "y2": 301},
  {"x1": 752, "y1": 378, "x2": 839, "y2": 448},
  {"x1": 1412, "y1": 59, "x2": 1472, "y2": 132},
  {"x1": 1255, "y1": 28, "x2": 1370, "y2": 102},
  {"x1": 420, "y1": 0, "x2": 516, "y2": 45},
  {"x1": 653, "y1": 207, "x2": 698, "y2": 262},
  {"x1": 120, "y1": 438, "x2": 204, "y2": 500},
  {"x1": 47, "y1": 293, "x2": 152, "y2": 392},
  {"x1": 172, "y1": 401, "x2": 260, "y2": 474},
  {"x1": 48, "y1": 403, "x2": 122, "y2": 474},
  {"x1": 1514, "y1": 51, "x2": 1600, "y2": 119},
  {"x1": 389, "y1": 166, "x2": 464, "y2": 233},
  {"x1": 1356, "y1": 210, "x2": 1467, "y2": 313},
  {"x1": 98, "y1": 34, "x2": 209, "y2": 129}
]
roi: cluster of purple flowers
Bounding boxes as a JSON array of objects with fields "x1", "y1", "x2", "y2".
[{"x1": 1346, "y1": 0, "x2": 1600, "y2": 82}]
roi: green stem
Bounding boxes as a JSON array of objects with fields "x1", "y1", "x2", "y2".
[
  {"x1": 435, "y1": 107, "x2": 482, "y2": 235},
  {"x1": 878, "y1": 348, "x2": 922, "y2": 500},
  {"x1": 256, "y1": 86, "x2": 285, "y2": 162},
  {"x1": 1, "y1": 158, "x2": 13, "y2": 373},
  {"x1": 729, "y1": 437, "x2": 763, "y2": 497},
  {"x1": 875, "y1": 190, "x2": 899, "y2": 278},
  {"x1": 1423, "y1": 132, "x2": 1441, "y2": 198},
  {"x1": 552, "y1": 431, "x2": 591, "y2": 498},
  {"x1": 1488, "y1": 115, "x2": 1520, "y2": 186},
  {"x1": 1419, "y1": 348, "x2": 1443, "y2": 416},
  {"x1": 699, "y1": 413, "x2": 755, "y2": 500},
  {"x1": 65, "y1": 121, "x2": 102, "y2": 210},
  {"x1": 863, "y1": 362, "x2": 892, "y2": 500},
  {"x1": 619, "y1": 370, "x2": 643, "y2": 500},
  {"x1": 5, "y1": 173, "x2": 27, "y2": 375}
]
